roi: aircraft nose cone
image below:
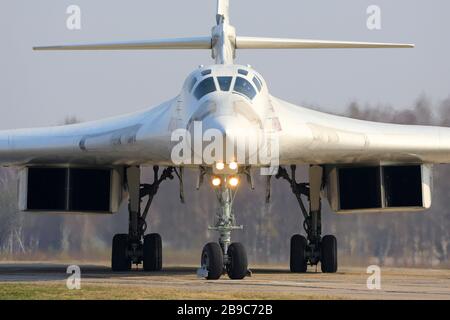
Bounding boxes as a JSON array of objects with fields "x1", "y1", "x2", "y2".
[
  {"x1": 201, "y1": 97, "x2": 263, "y2": 134},
  {"x1": 188, "y1": 113, "x2": 263, "y2": 165},
  {"x1": 203, "y1": 114, "x2": 252, "y2": 136},
  {"x1": 185, "y1": 95, "x2": 268, "y2": 165}
]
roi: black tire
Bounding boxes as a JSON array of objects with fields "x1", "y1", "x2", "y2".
[
  {"x1": 290, "y1": 234, "x2": 308, "y2": 273},
  {"x1": 112, "y1": 234, "x2": 131, "y2": 272},
  {"x1": 201, "y1": 243, "x2": 224, "y2": 280},
  {"x1": 143, "y1": 233, "x2": 162, "y2": 272},
  {"x1": 226, "y1": 243, "x2": 248, "y2": 280},
  {"x1": 321, "y1": 235, "x2": 338, "y2": 273}
]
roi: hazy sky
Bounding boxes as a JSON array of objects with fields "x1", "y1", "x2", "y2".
[{"x1": 1, "y1": 0, "x2": 449, "y2": 129}]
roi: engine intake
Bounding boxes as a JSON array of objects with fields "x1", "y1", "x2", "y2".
[
  {"x1": 325, "y1": 164, "x2": 432, "y2": 213},
  {"x1": 18, "y1": 167, "x2": 123, "y2": 213}
]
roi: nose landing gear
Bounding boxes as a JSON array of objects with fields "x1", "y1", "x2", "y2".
[{"x1": 198, "y1": 173, "x2": 249, "y2": 280}]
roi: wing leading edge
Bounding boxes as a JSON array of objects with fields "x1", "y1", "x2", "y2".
[
  {"x1": 273, "y1": 97, "x2": 450, "y2": 165},
  {"x1": 0, "y1": 99, "x2": 177, "y2": 167}
]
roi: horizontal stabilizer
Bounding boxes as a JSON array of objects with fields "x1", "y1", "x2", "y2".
[
  {"x1": 236, "y1": 37, "x2": 414, "y2": 49},
  {"x1": 34, "y1": 37, "x2": 212, "y2": 51}
]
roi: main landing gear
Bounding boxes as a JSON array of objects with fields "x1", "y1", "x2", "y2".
[
  {"x1": 277, "y1": 165, "x2": 338, "y2": 273},
  {"x1": 198, "y1": 172, "x2": 249, "y2": 280},
  {"x1": 111, "y1": 166, "x2": 176, "y2": 272}
]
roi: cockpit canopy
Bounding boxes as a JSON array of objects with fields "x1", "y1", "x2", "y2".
[{"x1": 187, "y1": 67, "x2": 264, "y2": 101}]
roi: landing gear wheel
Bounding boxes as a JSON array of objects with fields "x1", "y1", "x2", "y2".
[
  {"x1": 143, "y1": 233, "x2": 162, "y2": 271},
  {"x1": 201, "y1": 243, "x2": 224, "y2": 280},
  {"x1": 321, "y1": 235, "x2": 338, "y2": 273},
  {"x1": 226, "y1": 243, "x2": 248, "y2": 280},
  {"x1": 290, "y1": 234, "x2": 308, "y2": 273},
  {"x1": 112, "y1": 234, "x2": 131, "y2": 272}
]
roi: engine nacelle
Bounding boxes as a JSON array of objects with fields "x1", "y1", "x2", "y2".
[
  {"x1": 324, "y1": 164, "x2": 432, "y2": 214},
  {"x1": 18, "y1": 166, "x2": 124, "y2": 214}
]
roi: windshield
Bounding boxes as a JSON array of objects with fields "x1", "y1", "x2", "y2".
[
  {"x1": 194, "y1": 77, "x2": 216, "y2": 100},
  {"x1": 233, "y1": 77, "x2": 257, "y2": 100},
  {"x1": 252, "y1": 76, "x2": 262, "y2": 92},
  {"x1": 217, "y1": 76, "x2": 233, "y2": 91}
]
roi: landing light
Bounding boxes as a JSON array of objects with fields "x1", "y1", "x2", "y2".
[
  {"x1": 212, "y1": 177, "x2": 222, "y2": 187},
  {"x1": 229, "y1": 162, "x2": 238, "y2": 170},
  {"x1": 215, "y1": 162, "x2": 225, "y2": 171},
  {"x1": 228, "y1": 177, "x2": 239, "y2": 187}
]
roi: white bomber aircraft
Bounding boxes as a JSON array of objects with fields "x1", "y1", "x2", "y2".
[{"x1": 1, "y1": 0, "x2": 443, "y2": 280}]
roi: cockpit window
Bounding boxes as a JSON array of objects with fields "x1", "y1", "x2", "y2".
[
  {"x1": 194, "y1": 77, "x2": 216, "y2": 100},
  {"x1": 252, "y1": 76, "x2": 262, "y2": 92},
  {"x1": 233, "y1": 77, "x2": 257, "y2": 100},
  {"x1": 201, "y1": 69, "x2": 212, "y2": 76},
  {"x1": 217, "y1": 76, "x2": 233, "y2": 91},
  {"x1": 238, "y1": 69, "x2": 249, "y2": 76}
]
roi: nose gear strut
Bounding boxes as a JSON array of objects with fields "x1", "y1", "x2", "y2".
[{"x1": 198, "y1": 172, "x2": 249, "y2": 280}]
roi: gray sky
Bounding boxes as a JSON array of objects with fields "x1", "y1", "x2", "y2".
[{"x1": 0, "y1": 0, "x2": 449, "y2": 129}]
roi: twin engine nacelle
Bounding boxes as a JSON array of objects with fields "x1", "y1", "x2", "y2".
[
  {"x1": 324, "y1": 164, "x2": 433, "y2": 214},
  {"x1": 18, "y1": 166, "x2": 124, "y2": 214},
  {"x1": 17, "y1": 163, "x2": 433, "y2": 215}
]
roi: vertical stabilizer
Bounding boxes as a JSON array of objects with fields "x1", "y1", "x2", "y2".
[
  {"x1": 212, "y1": 0, "x2": 235, "y2": 64},
  {"x1": 216, "y1": 0, "x2": 230, "y2": 24}
]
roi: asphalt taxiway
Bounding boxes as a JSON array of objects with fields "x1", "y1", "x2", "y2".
[{"x1": 0, "y1": 263, "x2": 448, "y2": 300}]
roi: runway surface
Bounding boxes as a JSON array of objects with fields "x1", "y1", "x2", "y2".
[{"x1": 0, "y1": 262, "x2": 449, "y2": 300}]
